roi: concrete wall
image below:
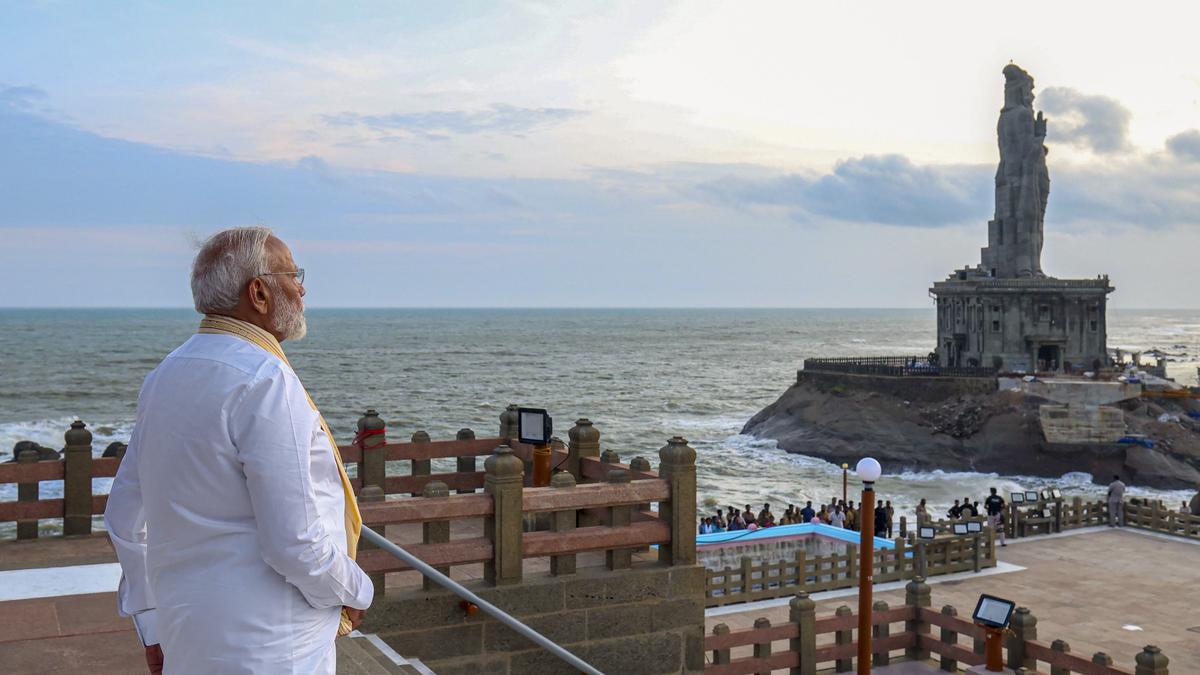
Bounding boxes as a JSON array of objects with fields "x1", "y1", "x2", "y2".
[
  {"x1": 365, "y1": 563, "x2": 706, "y2": 675},
  {"x1": 1001, "y1": 379, "x2": 1141, "y2": 406},
  {"x1": 1039, "y1": 405, "x2": 1126, "y2": 443},
  {"x1": 797, "y1": 369, "x2": 996, "y2": 404}
]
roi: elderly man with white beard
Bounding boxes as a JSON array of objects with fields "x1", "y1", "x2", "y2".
[{"x1": 105, "y1": 227, "x2": 373, "y2": 674}]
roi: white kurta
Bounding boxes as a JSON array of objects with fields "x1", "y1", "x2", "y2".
[{"x1": 105, "y1": 333, "x2": 373, "y2": 675}]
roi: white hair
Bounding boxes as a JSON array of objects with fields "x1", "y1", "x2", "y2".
[{"x1": 190, "y1": 226, "x2": 274, "y2": 314}]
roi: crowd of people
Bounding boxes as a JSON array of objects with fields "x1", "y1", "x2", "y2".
[
  {"x1": 698, "y1": 498, "x2": 898, "y2": 537},
  {"x1": 699, "y1": 487, "x2": 1014, "y2": 546}
]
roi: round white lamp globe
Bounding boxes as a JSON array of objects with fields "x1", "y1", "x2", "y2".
[{"x1": 855, "y1": 457, "x2": 882, "y2": 483}]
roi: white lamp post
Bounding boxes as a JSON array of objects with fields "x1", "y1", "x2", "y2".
[{"x1": 855, "y1": 457, "x2": 881, "y2": 675}]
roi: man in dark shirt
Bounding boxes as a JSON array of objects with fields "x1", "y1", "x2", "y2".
[
  {"x1": 800, "y1": 501, "x2": 815, "y2": 523},
  {"x1": 984, "y1": 487, "x2": 1007, "y2": 547},
  {"x1": 961, "y1": 496, "x2": 978, "y2": 518},
  {"x1": 874, "y1": 503, "x2": 888, "y2": 537},
  {"x1": 947, "y1": 499, "x2": 962, "y2": 519}
]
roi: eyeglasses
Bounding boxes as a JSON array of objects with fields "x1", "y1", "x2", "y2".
[{"x1": 258, "y1": 268, "x2": 305, "y2": 285}]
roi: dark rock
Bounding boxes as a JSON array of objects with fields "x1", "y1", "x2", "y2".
[{"x1": 102, "y1": 442, "x2": 128, "y2": 458}]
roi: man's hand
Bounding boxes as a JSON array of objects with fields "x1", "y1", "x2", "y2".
[
  {"x1": 344, "y1": 606, "x2": 366, "y2": 631},
  {"x1": 144, "y1": 644, "x2": 163, "y2": 675}
]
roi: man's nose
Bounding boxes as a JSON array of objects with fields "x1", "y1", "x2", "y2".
[{"x1": 298, "y1": 281, "x2": 306, "y2": 297}]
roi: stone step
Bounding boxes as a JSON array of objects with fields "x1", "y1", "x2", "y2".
[{"x1": 338, "y1": 633, "x2": 435, "y2": 675}]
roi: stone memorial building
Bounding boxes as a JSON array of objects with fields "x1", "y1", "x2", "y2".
[{"x1": 931, "y1": 64, "x2": 1113, "y2": 373}]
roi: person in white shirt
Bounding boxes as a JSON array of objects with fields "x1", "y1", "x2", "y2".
[
  {"x1": 105, "y1": 227, "x2": 373, "y2": 675},
  {"x1": 829, "y1": 505, "x2": 846, "y2": 528}
]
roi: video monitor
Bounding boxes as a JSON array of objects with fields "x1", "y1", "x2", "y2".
[
  {"x1": 1040, "y1": 489, "x2": 1053, "y2": 500},
  {"x1": 918, "y1": 526, "x2": 936, "y2": 540},
  {"x1": 1051, "y1": 488, "x2": 1062, "y2": 500},
  {"x1": 973, "y1": 594, "x2": 1016, "y2": 628},
  {"x1": 1010, "y1": 492, "x2": 1025, "y2": 504},
  {"x1": 967, "y1": 520, "x2": 983, "y2": 533},
  {"x1": 517, "y1": 408, "x2": 553, "y2": 445},
  {"x1": 952, "y1": 523, "x2": 969, "y2": 535},
  {"x1": 1024, "y1": 491, "x2": 1040, "y2": 502}
]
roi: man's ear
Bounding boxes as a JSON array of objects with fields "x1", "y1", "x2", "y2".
[{"x1": 247, "y1": 277, "x2": 272, "y2": 316}]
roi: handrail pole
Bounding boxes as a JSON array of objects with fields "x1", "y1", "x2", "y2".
[{"x1": 360, "y1": 525, "x2": 604, "y2": 675}]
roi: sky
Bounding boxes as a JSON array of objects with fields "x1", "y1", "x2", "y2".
[{"x1": 2, "y1": 1, "x2": 1200, "y2": 308}]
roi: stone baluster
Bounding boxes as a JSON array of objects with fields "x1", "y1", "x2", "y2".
[
  {"x1": 16, "y1": 448, "x2": 40, "y2": 540},
  {"x1": 833, "y1": 605, "x2": 853, "y2": 673},
  {"x1": 355, "y1": 410, "x2": 387, "y2": 597},
  {"x1": 1092, "y1": 652, "x2": 1113, "y2": 667},
  {"x1": 905, "y1": 577, "x2": 931, "y2": 661},
  {"x1": 752, "y1": 617, "x2": 771, "y2": 675},
  {"x1": 1072, "y1": 496, "x2": 1083, "y2": 527},
  {"x1": 484, "y1": 445, "x2": 524, "y2": 585},
  {"x1": 566, "y1": 418, "x2": 600, "y2": 481},
  {"x1": 63, "y1": 420, "x2": 93, "y2": 536},
  {"x1": 600, "y1": 447, "x2": 620, "y2": 466},
  {"x1": 498, "y1": 404, "x2": 518, "y2": 443},
  {"x1": 657, "y1": 436, "x2": 696, "y2": 566},
  {"x1": 899, "y1": 515, "x2": 908, "y2": 538},
  {"x1": 410, "y1": 430, "x2": 431, "y2": 497},
  {"x1": 1007, "y1": 607, "x2": 1037, "y2": 671},
  {"x1": 711, "y1": 624, "x2": 731, "y2": 666},
  {"x1": 629, "y1": 456, "x2": 652, "y2": 514},
  {"x1": 605, "y1": 469, "x2": 632, "y2": 570},
  {"x1": 789, "y1": 592, "x2": 816, "y2": 675},
  {"x1": 872, "y1": 600, "x2": 890, "y2": 666},
  {"x1": 939, "y1": 605, "x2": 959, "y2": 672},
  {"x1": 421, "y1": 480, "x2": 450, "y2": 591},
  {"x1": 357, "y1": 410, "x2": 386, "y2": 501},
  {"x1": 1135, "y1": 645, "x2": 1169, "y2": 675},
  {"x1": 549, "y1": 471, "x2": 576, "y2": 576},
  {"x1": 1050, "y1": 639, "x2": 1071, "y2": 675},
  {"x1": 455, "y1": 428, "x2": 476, "y2": 494}
]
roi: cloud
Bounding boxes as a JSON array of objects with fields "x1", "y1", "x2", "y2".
[
  {"x1": 688, "y1": 155, "x2": 992, "y2": 227},
  {"x1": 1039, "y1": 86, "x2": 1132, "y2": 154},
  {"x1": 322, "y1": 103, "x2": 587, "y2": 139},
  {"x1": 0, "y1": 83, "x2": 49, "y2": 111},
  {"x1": 1165, "y1": 129, "x2": 1200, "y2": 162}
]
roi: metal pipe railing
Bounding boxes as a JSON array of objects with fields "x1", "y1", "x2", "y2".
[{"x1": 360, "y1": 525, "x2": 604, "y2": 675}]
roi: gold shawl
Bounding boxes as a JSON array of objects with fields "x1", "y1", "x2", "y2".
[{"x1": 199, "y1": 314, "x2": 362, "y2": 636}]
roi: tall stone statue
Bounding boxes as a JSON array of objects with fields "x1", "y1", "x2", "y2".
[{"x1": 983, "y1": 64, "x2": 1049, "y2": 278}]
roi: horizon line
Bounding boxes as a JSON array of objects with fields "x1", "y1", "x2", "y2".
[{"x1": 2, "y1": 305, "x2": 1198, "y2": 311}]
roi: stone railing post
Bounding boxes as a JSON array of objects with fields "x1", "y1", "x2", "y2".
[
  {"x1": 549, "y1": 472, "x2": 577, "y2": 576},
  {"x1": 600, "y1": 448, "x2": 620, "y2": 466},
  {"x1": 63, "y1": 420, "x2": 93, "y2": 536},
  {"x1": 899, "y1": 515, "x2": 908, "y2": 539},
  {"x1": 939, "y1": 605, "x2": 958, "y2": 672},
  {"x1": 1135, "y1": 645, "x2": 1169, "y2": 675},
  {"x1": 657, "y1": 436, "x2": 697, "y2": 566},
  {"x1": 1092, "y1": 652, "x2": 1114, "y2": 667},
  {"x1": 499, "y1": 404, "x2": 519, "y2": 443},
  {"x1": 905, "y1": 577, "x2": 931, "y2": 661},
  {"x1": 1006, "y1": 607, "x2": 1037, "y2": 670},
  {"x1": 872, "y1": 600, "x2": 890, "y2": 666},
  {"x1": 1071, "y1": 496, "x2": 1083, "y2": 528},
  {"x1": 455, "y1": 428, "x2": 476, "y2": 493},
  {"x1": 355, "y1": 410, "x2": 387, "y2": 597},
  {"x1": 566, "y1": 418, "x2": 600, "y2": 481},
  {"x1": 606, "y1": 469, "x2": 632, "y2": 570},
  {"x1": 1050, "y1": 639, "x2": 1071, "y2": 675},
  {"x1": 834, "y1": 605, "x2": 853, "y2": 673},
  {"x1": 410, "y1": 430, "x2": 431, "y2": 497},
  {"x1": 630, "y1": 456, "x2": 652, "y2": 515},
  {"x1": 484, "y1": 445, "x2": 524, "y2": 585},
  {"x1": 357, "y1": 409, "x2": 386, "y2": 500},
  {"x1": 421, "y1": 480, "x2": 450, "y2": 591},
  {"x1": 789, "y1": 592, "x2": 816, "y2": 675},
  {"x1": 711, "y1": 624, "x2": 731, "y2": 665},
  {"x1": 752, "y1": 617, "x2": 771, "y2": 675},
  {"x1": 16, "y1": 448, "x2": 40, "y2": 540}
]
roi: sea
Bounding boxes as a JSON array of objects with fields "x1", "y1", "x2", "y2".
[{"x1": 1, "y1": 308, "x2": 1197, "y2": 532}]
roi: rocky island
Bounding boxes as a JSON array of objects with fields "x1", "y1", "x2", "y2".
[{"x1": 744, "y1": 64, "x2": 1200, "y2": 490}]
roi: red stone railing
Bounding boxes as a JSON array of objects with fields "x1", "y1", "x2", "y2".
[{"x1": 704, "y1": 580, "x2": 1169, "y2": 674}]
